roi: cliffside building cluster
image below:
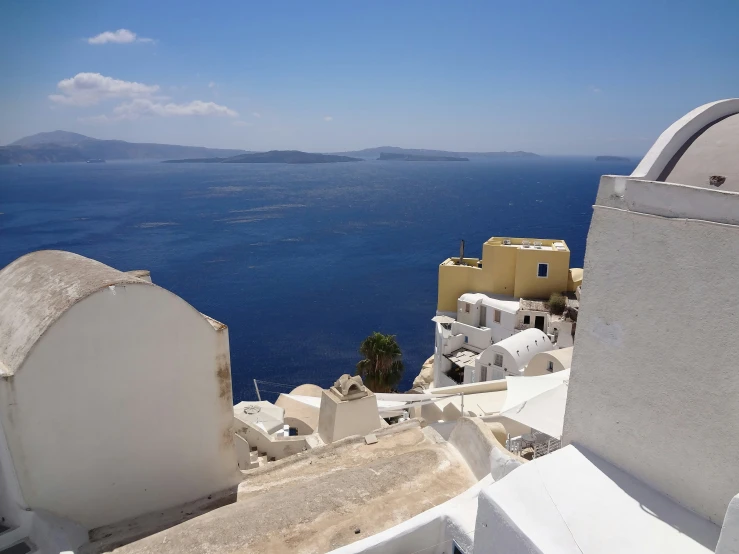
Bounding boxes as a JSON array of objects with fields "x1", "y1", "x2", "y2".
[{"x1": 433, "y1": 237, "x2": 582, "y2": 387}]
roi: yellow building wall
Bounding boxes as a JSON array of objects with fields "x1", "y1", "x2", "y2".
[
  {"x1": 513, "y1": 247, "x2": 570, "y2": 299},
  {"x1": 484, "y1": 242, "x2": 517, "y2": 296},
  {"x1": 437, "y1": 260, "x2": 486, "y2": 313},
  {"x1": 437, "y1": 238, "x2": 575, "y2": 311}
]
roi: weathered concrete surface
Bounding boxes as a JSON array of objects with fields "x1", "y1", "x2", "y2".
[
  {"x1": 0, "y1": 250, "x2": 147, "y2": 376},
  {"x1": 106, "y1": 423, "x2": 476, "y2": 554}
]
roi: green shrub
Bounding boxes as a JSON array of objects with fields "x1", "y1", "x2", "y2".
[{"x1": 549, "y1": 293, "x2": 566, "y2": 316}]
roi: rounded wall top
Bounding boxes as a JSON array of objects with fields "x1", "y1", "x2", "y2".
[
  {"x1": 632, "y1": 99, "x2": 739, "y2": 185},
  {"x1": 0, "y1": 250, "x2": 151, "y2": 376}
]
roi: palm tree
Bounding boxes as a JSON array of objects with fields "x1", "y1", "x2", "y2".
[{"x1": 355, "y1": 332, "x2": 405, "y2": 393}]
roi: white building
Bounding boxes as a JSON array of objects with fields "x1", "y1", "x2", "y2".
[
  {"x1": 433, "y1": 291, "x2": 562, "y2": 386},
  {"x1": 475, "y1": 328, "x2": 553, "y2": 381},
  {"x1": 0, "y1": 251, "x2": 241, "y2": 551},
  {"x1": 456, "y1": 293, "x2": 520, "y2": 344},
  {"x1": 523, "y1": 346, "x2": 573, "y2": 376}
]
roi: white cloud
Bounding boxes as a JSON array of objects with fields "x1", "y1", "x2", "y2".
[
  {"x1": 111, "y1": 98, "x2": 238, "y2": 120},
  {"x1": 49, "y1": 72, "x2": 160, "y2": 106},
  {"x1": 87, "y1": 29, "x2": 154, "y2": 45},
  {"x1": 323, "y1": 116, "x2": 333, "y2": 121},
  {"x1": 52, "y1": 72, "x2": 238, "y2": 121},
  {"x1": 252, "y1": 112, "x2": 261, "y2": 118},
  {"x1": 208, "y1": 81, "x2": 217, "y2": 89},
  {"x1": 589, "y1": 85, "x2": 603, "y2": 93}
]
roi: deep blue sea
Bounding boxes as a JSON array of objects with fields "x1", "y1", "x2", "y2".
[{"x1": 0, "y1": 157, "x2": 636, "y2": 400}]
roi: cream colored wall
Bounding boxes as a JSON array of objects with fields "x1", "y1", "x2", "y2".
[
  {"x1": 275, "y1": 393, "x2": 319, "y2": 434},
  {"x1": 0, "y1": 283, "x2": 240, "y2": 530},
  {"x1": 513, "y1": 247, "x2": 570, "y2": 299},
  {"x1": 567, "y1": 268, "x2": 583, "y2": 292},
  {"x1": 317, "y1": 390, "x2": 381, "y2": 443},
  {"x1": 524, "y1": 350, "x2": 572, "y2": 377}
]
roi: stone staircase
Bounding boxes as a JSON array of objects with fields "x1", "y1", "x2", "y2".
[
  {"x1": 0, "y1": 524, "x2": 35, "y2": 554},
  {"x1": 249, "y1": 447, "x2": 275, "y2": 469}
]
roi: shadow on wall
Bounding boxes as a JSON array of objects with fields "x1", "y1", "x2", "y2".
[{"x1": 577, "y1": 445, "x2": 720, "y2": 551}]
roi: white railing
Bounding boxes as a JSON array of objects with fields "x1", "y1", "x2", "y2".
[{"x1": 506, "y1": 430, "x2": 561, "y2": 459}]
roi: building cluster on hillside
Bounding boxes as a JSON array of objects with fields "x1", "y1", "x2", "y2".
[
  {"x1": 1, "y1": 99, "x2": 739, "y2": 554},
  {"x1": 432, "y1": 236, "x2": 581, "y2": 387}
]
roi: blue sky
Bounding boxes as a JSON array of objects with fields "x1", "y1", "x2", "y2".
[{"x1": 1, "y1": 0, "x2": 738, "y2": 155}]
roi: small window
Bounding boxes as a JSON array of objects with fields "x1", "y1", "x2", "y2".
[
  {"x1": 537, "y1": 263, "x2": 549, "y2": 278},
  {"x1": 547, "y1": 361, "x2": 554, "y2": 372},
  {"x1": 289, "y1": 427, "x2": 299, "y2": 436},
  {"x1": 465, "y1": 303, "x2": 470, "y2": 313},
  {"x1": 494, "y1": 309, "x2": 501, "y2": 323},
  {"x1": 494, "y1": 353, "x2": 503, "y2": 367},
  {"x1": 464, "y1": 336, "x2": 468, "y2": 343},
  {"x1": 523, "y1": 315, "x2": 530, "y2": 325}
]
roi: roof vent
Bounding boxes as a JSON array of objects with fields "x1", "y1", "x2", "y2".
[
  {"x1": 503, "y1": 239, "x2": 511, "y2": 245},
  {"x1": 522, "y1": 239, "x2": 530, "y2": 248},
  {"x1": 534, "y1": 241, "x2": 542, "y2": 249}
]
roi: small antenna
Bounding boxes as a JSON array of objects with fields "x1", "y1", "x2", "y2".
[{"x1": 459, "y1": 239, "x2": 465, "y2": 263}]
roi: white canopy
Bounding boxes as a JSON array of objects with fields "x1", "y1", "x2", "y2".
[
  {"x1": 501, "y1": 369, "x2": 570, "y2": 413},
  {"x1": 500, "y1": 369, "x2": 570, "y2": 439}
]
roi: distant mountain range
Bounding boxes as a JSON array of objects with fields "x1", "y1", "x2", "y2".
[
  {"x1": 378, "y1": 152, "x2": 468, "y2": 162},
  {"x1": 2, "y1": 131, "x2": 540, "y2": 165},
  {"x1": 595, "y1": 155, "x2": 630, "y2": 162},
  {"x1": 163, "y1": 151, "x2": 362, "y2": 164},
  {"x1": 1, "y1": 131, "x2": 246, "y2": 165},
  {"x1": 333, "y1": 146, "x2": 539, "y2": 159}
]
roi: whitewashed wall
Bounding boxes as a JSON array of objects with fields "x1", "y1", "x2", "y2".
[
  {"x1": 0, "y1": 283, "x2": 241, "y2": 529},
  {"x1": 482, "y1": 309, "x2": 517, "y2": 343},
  {"x1": 565, "y1": 176, "x2": 739, "y2": 524},
  {"x1": 457, "y1": 300, "x2": 481, "y2": 326},
  {"x1": 451, "y1": 321, "x2": 491, "y2": 351},
  {"x1": 478, "y1": 346, "x2": 516, "y2": 377}
]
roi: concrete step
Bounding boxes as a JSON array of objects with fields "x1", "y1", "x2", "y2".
[
  {"x1": 0, "y1": 538, "x2": 35, "y2": 554},
  {"x1": 0, "y1": 527, "x2": 27, "y2": 551}
]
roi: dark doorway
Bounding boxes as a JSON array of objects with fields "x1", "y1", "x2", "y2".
[{"x1": 534, "y1": 315, "x2": 545, "y2": 331}]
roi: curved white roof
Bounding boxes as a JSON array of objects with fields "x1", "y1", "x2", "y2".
[
  {"x1": 492, "y1": 328, "x2": 552, "y2": 368},
  {"x1": 0, "y1": 250, "x2": 151, "y2": 376},
  {"x1": 459, "y1": 293, "x2": 519, "y2": 314},
  {"x1": 536, "y1": 346, "x2": 574, "y2": 368},
  {"x1": 632, "y1": 98, "x2": 739, "y2": 187}
]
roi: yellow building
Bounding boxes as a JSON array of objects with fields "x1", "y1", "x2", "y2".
[{"x1": 437, "y1": 237, "x2": 583, "y2": 313}]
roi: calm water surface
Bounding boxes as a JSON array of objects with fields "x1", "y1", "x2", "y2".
[{"x1": 0, "y1": 157, "x2": 636, "y2": 399}]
